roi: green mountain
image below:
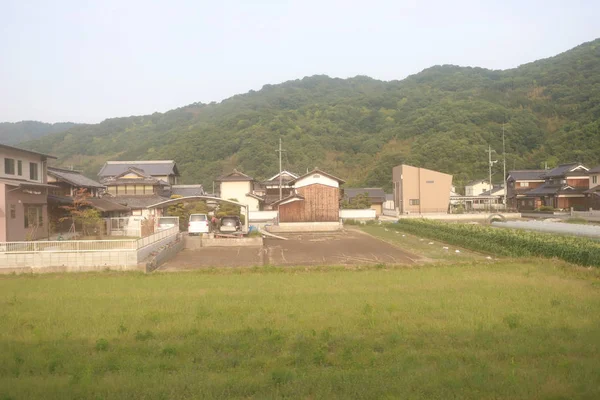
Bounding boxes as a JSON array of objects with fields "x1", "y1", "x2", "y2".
[
  {"x1": 22, "y1": 38, "x2": 600, "y2": 191},
  {"x1": 0, "y1": 121, "x2": 79, "y2": 145}
]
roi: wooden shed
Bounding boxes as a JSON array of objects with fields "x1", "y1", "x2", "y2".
[{"x1": 273, "y1": 169, "x2": 345, "y2": 223}]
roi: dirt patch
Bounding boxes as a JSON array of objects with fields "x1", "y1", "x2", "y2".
[
  {"x1": 264, "y1": 230, "x2": 419, "y2": 266},
  {"x1": 158, "y1": 230, "x2": 419, "y2": 270}
]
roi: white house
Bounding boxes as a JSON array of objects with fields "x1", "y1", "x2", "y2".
[
  {"x1": 215, "y1": 170, "x2": 262, "y2": 212},
  {"x1": 465, "y1": 179, "x2": 492, "y2": 196}
]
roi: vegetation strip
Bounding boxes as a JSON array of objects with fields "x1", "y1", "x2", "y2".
[{"x1": 391, "y1": 219, "x2": 600, "y2": 267}]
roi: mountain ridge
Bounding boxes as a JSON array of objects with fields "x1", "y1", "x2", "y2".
[{"x1": 13, "y1": 38, "x2": 600, "y2": 190}]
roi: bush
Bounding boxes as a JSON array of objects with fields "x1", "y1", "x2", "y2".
[
  {"x1": 391, "y1": 219, "x2": 600, "y2": 267},
  {"x1": 538, "y1": 206, "x2": 555, "y2": 212}
]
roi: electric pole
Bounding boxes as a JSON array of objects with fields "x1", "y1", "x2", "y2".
[
  {"x1": 488, "y1": 145, "x2": 497, "y2": 193},
  {"x1": 502, "y1": 123, "x2": 507, "y2": 207},
  {"x1": 276, "y1": 138, "x2": 286, "y2": 200}
]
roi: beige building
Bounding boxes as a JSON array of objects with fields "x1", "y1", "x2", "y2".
[
  {"x1": 392, "y1": 164, "x2": 453, "y2": 214},
  {"x1": 1, "y1": 144, "x2": 56, "y2": 241},
  {"x1": 215, "y1": 170, "x2": 262, "y2": 212},
  {"x1": 465, "y1": 179, "x2": 492, "y2": 196}
]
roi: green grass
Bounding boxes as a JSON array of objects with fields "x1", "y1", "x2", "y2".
[
  {"x1": 358, "y1": 225, "x2": 488, "y2": 261},
  {"x1": 1, "y1": 262, "x2": 600, "y2": 399}
]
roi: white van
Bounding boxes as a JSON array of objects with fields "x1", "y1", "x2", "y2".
[{"x1": 188, "y1": 214, "x2": 210, "y2": 235}]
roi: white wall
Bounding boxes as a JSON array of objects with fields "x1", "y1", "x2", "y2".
[
  {"x1": 294, "y1": 173, "x2": 339, "y2": 189},
  {"x1": 339, "y1": 209, "x2": 377, "y2": 219},
  {"x1": 466, "y1": 182, "x2": 492, "y2": 196},
  {"x1": 219, "y1": 181, "x2": 260, "y2": 211},
  {"x1": 249, "y1": 210, "x2": 278, "y2": 221}
]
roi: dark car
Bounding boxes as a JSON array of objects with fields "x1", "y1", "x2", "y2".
[{"x1": 219, "y1": 216, "x2": 242, "y2": 233}]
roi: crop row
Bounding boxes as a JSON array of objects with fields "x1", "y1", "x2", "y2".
[{"x1": 391, "y1": 219, "x2": 600, "y2": 267}]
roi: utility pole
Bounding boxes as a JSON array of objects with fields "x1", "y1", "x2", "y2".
[
  {"x1": 276, "y1": 138, "x2": 286, "y2": 200},
  {"x1": 488, "y1": 145, "x2": 497, "y2": 192},
  {"x1": 502, "y1": 123, "x2": 507, "y2": 207}
]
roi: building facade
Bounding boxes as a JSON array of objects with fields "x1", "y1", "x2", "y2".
[
  {"x1": 0, "y1": 144, "x2": 56, "y2": 241},
  {"x1": 215, "y1": 170, "x2": 262, "y2": 212},
  {"x1": 392, "y1": 164, "x2": 452, "y2": 214}
]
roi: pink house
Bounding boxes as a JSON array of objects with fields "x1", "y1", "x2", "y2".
[{"x1": 0, "y1": 144, "x2": 56, "y2": 242}]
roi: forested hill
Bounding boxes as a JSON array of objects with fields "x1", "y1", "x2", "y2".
[
  {"x1": 22, "y1": 38, "x2": 600, "y2": 191},
  {"x1": 0, "y1": 121, "x2": 78, "y2": 145}
]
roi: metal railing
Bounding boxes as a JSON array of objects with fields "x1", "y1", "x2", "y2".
[
  {"x1": 0, "y1": 226, "x2": 179, "y2": 254},
  {"x1": 136, "y1": 226, "x2": 179, "y2": 249},
  {"x1": 0, "y1": 240, "x2": 137, "y2": 253}
]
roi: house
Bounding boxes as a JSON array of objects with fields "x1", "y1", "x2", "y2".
[
  {"x1": 171, "y1": 184, "x2": 205, "y2": 197},
  {"x1": 392, "y1": 164, "x2": 453, "y2": 214},
  {"x1": 465, "y1": 179, "x2": 492, "y2": 196},
  {"x1": 257, "y1": 171, "x2": 298, "y2": 210},
  {"x1": 46, "y1": 167, "x2": 130, "y2": 232},
  {"x1": 272, "y1": 168, "x2": 345, "y2": 223},
  {"x1": 584, "y1": 165, "x2": 600, "y2": 210},
  {"x1": 523, "y1": 163, "x2": 589, "y2": 210},
  {"x1": 47, "y1": 167, "x2": 105, "y2": 197},
  {"x1": 100, "y1": 167, "x2": 170, "y2": 217},
  {"x1": 343, "y1": 188, "x2": 386, "y2": 216},
  {"x1": 98, "y1": 160, "x2": 180, "y2": 185},
  {"x1": 0, "y1": 143, "x2": 57, "y2": 241},
  {"x1": 506, "y1": 170, "x2": 546, "y2": 210},
  {"x1": 215, "y1": 170, "x2": 262, "y2": 212}
]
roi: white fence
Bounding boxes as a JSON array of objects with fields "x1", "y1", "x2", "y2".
[
  {"x1": 0, "y1": 226, "x2": 179, "y2": 272},
  {"x1": 339, "y1": 209, "x2": 377, "y2": 220},
  {"x1": 571, "y1": 210, "x2": 600, "y2": 220},
  {"x1": 383, "y1": 208, "x2": 397, "y2": 217},
  {"x1": 249, "y1": 211, "x2": 279, "y2": 222}
]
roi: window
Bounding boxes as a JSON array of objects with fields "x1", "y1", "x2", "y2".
[
  {"x1": 426, "y1": 180, "x2": 434, "y2": 184},
  {"x1": 4, "y1": 158, "x2": 15, "y2": 175},
  {"x1": 520, "y1": 182, "x2": 529, "y2": 187},
  {"x1": 593, "y1": 176, "x2": 598, "y2": 185},
  {"x1": 24, "y1": 205, "x2": 43, "y2": 228},
  {"x1": 10, "y1": 205, "x2": 16, "y2": 219},
  {"x1": 409, "y1": 199, "x2": 420, "y2": 206},
  {"x1": 29, "y1": 162, "x2": 38, "y2": 180},
  {"x1": 313, "y1": 174, "x2": 321, "y2": 179},
  {"x1": 17, "y1": 160, "x2": 22, "y2": 176}
]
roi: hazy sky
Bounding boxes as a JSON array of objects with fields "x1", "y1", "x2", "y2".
[{"x1": 1, "y1": 0, "x2": 599, "y2": 123}]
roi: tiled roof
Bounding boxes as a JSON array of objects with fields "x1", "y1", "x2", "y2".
[
  {"x1": 507, "y1": 170, "x2": 546, "y2": 181},
  {"x1": 48, "y1": 167, "x2": 104, "y2": 189},
  {"x1": 87, "y1": 197, "x2": 131, "y2": 212},
  {"x1": 344, "y1": 188, "x2": 386, "y2": 202},
  {"x1": 171, "y1": 185, "x2": 205, "y2": 197},
  {"x1": 216, "y1": 169, "x2": 254, "y2": 182},
  {"x1": 98, "y1": 160, "x2": 179, "y2": 177},
  {"x1": 589, "y1": 165, "x2": 600, "y2": 174},
  {"x1": 466, "y1": 179, "x2": 488, "y2": 186},
  {"x1": 543, "y1": 163, "x2": 588, "y2": 178},
  {"x1": 109, "y1": 195, "x2": 170, "y2": 209}
]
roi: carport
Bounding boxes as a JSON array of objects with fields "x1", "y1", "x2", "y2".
[{"x1": 147, "y1": 196, "x2": 250, "y2": 233}]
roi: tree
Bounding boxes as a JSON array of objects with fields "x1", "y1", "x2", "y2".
[
  {"x1": 60, "y1": 188, "x2": 102, "y2": 237},
  {"x1": 341, "y1": 192, "x2": 371, "y2": 209}
]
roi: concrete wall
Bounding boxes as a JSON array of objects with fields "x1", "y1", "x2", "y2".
[
  {"x1": 184, "y1": 235, "x2": 262, "y2": 249},
  {"x1": 340, "y1": 209, "x2": 377, "y2": 220},
  {"x1": 267, "y1": 222, "x2": 342, "y2": 232},
  {"x1": 398, "y1": 213, "x2": 521, "y2": 221},
  {"x1": 249, "y1": 210, "x2": 278, "y2": 221},
  {"x1": 393, "y1": 164, "x2": 453, "y2": 214},
  {"x1": 145, "y1": 237, "x2": 184, "y2": 272}
]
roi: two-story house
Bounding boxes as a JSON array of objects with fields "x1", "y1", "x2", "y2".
[
  {"x1": 215, "y1": 170, "x2": 263, "y2": 212},
  {"x1": 100, "y1": 167, "x2": 171, "y2": 217},
  {"x1": 258, "y1": 171, "x2": 298, "y2": 210},
  {"x1": 98, "y1": 160, "x2": 180, "y2": 185},
  {"x1": 506, "y1": 170, "x2": 546, "y2": 210},
  {"x1": 585, "y1": 165, "x2": 600, "y2": 210},
  {"x1": 46, "y1": 167, "x2": 130, "y2": 228},
  {"x1": 465, "y1": 179, "x2": 492, "y2": 196},
  {"x1": 524, "y1": 163, "x2": 589, "y2": 210},
  {"x1": 0, "y1": 143, "x2": 57, "y2": 241}
]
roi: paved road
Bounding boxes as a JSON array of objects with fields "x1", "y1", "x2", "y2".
[{"x1": 159, "y1": 229, "x2": 417, "y2": 270}]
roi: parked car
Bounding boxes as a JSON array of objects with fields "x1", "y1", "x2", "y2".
[
  {"x1": 188, "y1": 214, "x2": 210, "y2": 235},
  {"x1": 157, "y1": 217, "x2": 178, "y2": 231},
  {"x1": 219, "y1": 216, "x2": 242, "y2": 233}
]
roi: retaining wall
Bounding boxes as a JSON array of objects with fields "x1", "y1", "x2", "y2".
[
  {"x1": 267, "y1": 222, "x2": 342, "y2": 232},
  {"x1": 184, "y1": 235, "x2": 263, "y2": 249},
  {"x1": 146, "y1": 237, "x2": 185, "y2": 273},
  {"x1": 339, "y1": 209, "x2": 377, "y2": 220}
]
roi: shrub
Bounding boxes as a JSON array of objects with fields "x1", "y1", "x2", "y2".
[{"x1": 538, "y1": 206, "x2": 555, "y2": 212}]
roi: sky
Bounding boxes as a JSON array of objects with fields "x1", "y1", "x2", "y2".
[{"x1": 1, "y1": 0, "x2": 599, "y2": 123}]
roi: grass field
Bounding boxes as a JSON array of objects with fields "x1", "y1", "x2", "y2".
[{"x1": 1, "y1": 260, "x2": 600, "y2": 399}]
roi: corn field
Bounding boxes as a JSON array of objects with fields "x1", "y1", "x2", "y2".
[{"x1": 392, "y1": 219, "x2": 600, "y2": 267}]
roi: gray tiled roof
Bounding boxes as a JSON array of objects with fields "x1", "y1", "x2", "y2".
[
  {"x1": 589, "y1": 165, "x2": 600, "y2": 174},
  {"x1": 109, "y1": 195, "x2": 170, "y2": 209},
  {"x1": 344, "y1": 188, "x2": 386, "y2": 202},
  {"x1": 543, "y1": 163, "x2": 587, "y2": 178},
  {"x1": 48, "y1": 167, "x2": 105, "y2": 188},
  {"x1": 87, "y1": 197, "x2": 131, "y2": 212},
  {"x1": 216, "y1": 169, "x2": 254, "y2": 182},
  {"x1": 98, "y1": 161, "x2": 179, "y2": 177},
  {"x1": 171, "y1": 185, "x2": 205, "y2": 197},
  {"x1": 507, "y1": 170, "x2": 546, "y2": 181}
]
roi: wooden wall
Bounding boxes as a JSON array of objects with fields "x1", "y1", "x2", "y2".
[{"x1": 279, "y1": 184, "x2": 339, "y2": 222}]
